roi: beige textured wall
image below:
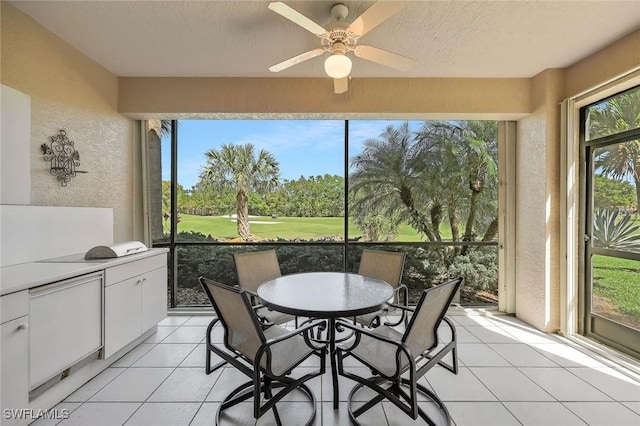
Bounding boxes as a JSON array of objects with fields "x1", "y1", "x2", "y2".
[
  {"x1": 0, "y1": 3, "x2": 136, "y2": 242},
  {"x1": 564, "y1": 28, "x2": 640, "y2": 98},
  {"x1": 515, "y1": 69, "x2": 565, "y2": 332},
  {"x1": 118, "y1": 77, "x2": 531, "y2": 119}
]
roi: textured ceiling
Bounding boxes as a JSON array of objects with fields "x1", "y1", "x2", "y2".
[{"x1": 10, "y1": 0, "x2": 640, "y2": 79}]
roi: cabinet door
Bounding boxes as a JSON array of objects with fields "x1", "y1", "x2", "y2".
[
  {"x1": 141, "y1": 267, "x2": 168, "y2": 332},
  {"x1": 1, "y1": 316, "x2": 29, "y2": 426},
  {"x1": 104, "y1": 278, "x2": 143, "y2": 358},
  {"x1": 29, "y1": 273, "x2": 103, "y2": 389}
]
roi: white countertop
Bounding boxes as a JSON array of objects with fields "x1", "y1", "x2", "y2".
[{"x1": 0, "y1": 248, "x2": 168, "y2": 296}]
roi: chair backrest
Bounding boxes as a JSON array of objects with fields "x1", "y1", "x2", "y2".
[
  {"x1": 358, "y1": 249, "x2": 406, "y2": 289},
  {"x1": 234, "y1": 249, "x2": 282, "y2": 293},
  {"x1": 402, "y1": 277, "x2": 462, "y2": 357},
  {"x1": 199, "y1": 277, "x2": 265, "y2": 361}
]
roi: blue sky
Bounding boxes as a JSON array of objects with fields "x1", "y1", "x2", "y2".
[{"x1": 162, "y1": 119, "x2": 418, "y2": 189}]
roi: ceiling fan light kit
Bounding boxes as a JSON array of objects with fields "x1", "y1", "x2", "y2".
[
  {"x1": 324, "y1": 54, "x2": 352, "y2": 79},
  {"x1": 267, "y1": 1, "x2": 414, "y2": 93},
  {"x1": 324, "y1": 40, "x2": 352, "y2": 79}
]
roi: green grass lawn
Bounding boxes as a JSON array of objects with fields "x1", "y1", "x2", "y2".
[
  {"x1": 592, "y1": 254, "x2": 640, "y2": 323},
  {"x1": 173, "y1": 214, "x2": 454, "y2": 242}
]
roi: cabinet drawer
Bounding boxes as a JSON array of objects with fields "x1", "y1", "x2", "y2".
[
  {"x1": 105, "y1": 254, "x2": 166, "y2": 287},
  {"x1": 29, "y1": 272, "x2": 103, "y2": 389},
  {"x1": 1, "y1": 290, "x2": 28, "y2": 324}
]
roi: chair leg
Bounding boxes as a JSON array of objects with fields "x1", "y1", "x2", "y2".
[
  {"x1": 438, "y1": 317, "x2": 459, "y2": 374},
  {"x1": 345, "y1": 376, "x2": 452, "y2": 426},
  {"x1": 450, "y1": 344, "x2": 458, "y2": 374},
  {"x1": 216, "y1": 379, "x2": 318, "y2": 426},
  {"x1": 263, "y1": 376, "x2": 273, "y2": 399},
  {"x1": 272, "y1": 405, "x2": 283, "y2": 426},
  {"x1": 205, "y1": 357, "x2": 226, "y2": 375},
  {"x1": 205, "y1": 317, "x2": 228, "y2": 374},
  {"x1": 349, "y1": 384, "x2": 386, "y2": 418},
  {"x1": 412, "y1": 379, "x2": 452, "y2": 426}
]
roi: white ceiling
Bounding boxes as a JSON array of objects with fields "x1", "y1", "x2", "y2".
[{"x1": 10, "y1": 0, "x2": 640, "y2": 79}]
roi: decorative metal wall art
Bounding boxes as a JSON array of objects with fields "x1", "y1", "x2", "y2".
[{"x1": 41, "y1": 129, "x2": 87, "y2": 186}]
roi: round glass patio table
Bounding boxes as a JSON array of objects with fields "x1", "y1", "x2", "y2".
[{"x1": 257, "y1": 272, "x2": 394, "y2": 409}]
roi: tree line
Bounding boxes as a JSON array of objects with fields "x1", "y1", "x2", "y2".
[
  {"x1": 161, "y1": 120, "x2": 500, "y2": 250},
  {"x1": 167, "y1": 173, "x2": 344, "y2": 219}
]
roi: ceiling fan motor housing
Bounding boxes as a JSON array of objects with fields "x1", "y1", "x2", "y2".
[
  {"x1": 331, "y1": 41, "x2": 347, "y2": 55},
  {"x1": 323, "y1": 21, "x2": 357, "y2": 51},
  {"x1": 331, "y1": 3, "x2": 349, "y2": 21},
  {"x1": 323, "y1": 3, "x2": 357, "y2": 49}
]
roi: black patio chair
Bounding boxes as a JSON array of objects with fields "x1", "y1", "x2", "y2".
[
  {"x1": 199, "y1": 277, "x2": 326, "y2": 425},
  {"x1": 233, "y1": 249, "x2": 297, "y2": 327},
  {"x1": 355, "y1": 249, "x2": 408, "y2": 327},
  {"x1": 336, "y1": 277, "x2": 463, "y2": 425}
]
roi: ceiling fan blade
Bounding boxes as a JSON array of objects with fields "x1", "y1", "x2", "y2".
[
  {"x1": 354, "y1": 45, "x2": 414, "y2": 71},
  {"x1": 334, "y1": 77, "x2": 348, "y2": 94},
  {"x1": 269, "y1": 48, "x2": 325, "y2": 72},
  {"x1": 348, "y1": 2, "x2": 404, "y2": 38},
  {"x1": 268, "y1": 2, "x2": 327, "y2": 36}
]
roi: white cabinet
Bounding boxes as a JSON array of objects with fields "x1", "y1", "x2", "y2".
[
  {"x1": 29, "y1": 273, "x2": 103, "y2": 389},
  {"x1": 142, "y1": 267, "x2": 169, "y2": 332},
  {"x1": 104, "y1": 277, "x2": 142, "y2": 358},
  {"x1": 1, "y1": 291, "x2": 29, "y2": 426},
  {"x1": 0, "y1": 249, "x2": 167, "y2": 420},
  {"x1": 104, "y1": 254, "x2": 167, "y2": 358}
]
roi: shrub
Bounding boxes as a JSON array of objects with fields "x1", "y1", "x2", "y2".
[{"x1": 593, "y1": 208, "x2": 640, "y2": 251}]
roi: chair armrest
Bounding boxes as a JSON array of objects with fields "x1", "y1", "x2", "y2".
[
  {"x1": 263, "y1": 319, "x2": 327, "y2": 351},
  {"x1": 383, "y1": 284, "x2": 409, "y2": 327},
  {"x1": 335, "y1": 319, "x2": 406, "y2": 349},
  {"x1": 393, "y1": 283, "x2": 408, "y2": 294},
  {"x1": 250, "y1": 305, "x2": 275, "y2": 328},
  {"x1": 387, "y1": 302, "x2": 415, "y2": 312},
  {"x1": 387, "y1": 284, "x2": 405, "y2": 306},
  {"x1": 442, "y1": 316, "x2": 457, "y2": 340},
  {"x1": 335, "y1": 319, "x2": 415, "y2": 376}
]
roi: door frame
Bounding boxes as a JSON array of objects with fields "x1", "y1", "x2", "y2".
[
  {"x1": 561, "y1": 68, "x2": 640, "y2": 352},
  {"x1": 581, "y1": 124, "x2": 640, "y2": 357}
]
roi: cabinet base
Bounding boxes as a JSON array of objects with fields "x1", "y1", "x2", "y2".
[
  {"x1": 29, "y1": 350, "x2": 101, "y2": 401},
  {"x1": 25, "y1": 327, "x2": 156, "y2": 424}
]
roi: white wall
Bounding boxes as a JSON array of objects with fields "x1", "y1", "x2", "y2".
[
  {"x1": 1, "y1": 85, "x2": 31, "y2": 205},
  {"x1": 0, "y1": 205, "x2": 113, "y2": 267}
]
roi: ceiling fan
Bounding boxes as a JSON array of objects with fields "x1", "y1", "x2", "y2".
[{"x1": 267, "y1": 1, "x2": 414, "y2": 94}]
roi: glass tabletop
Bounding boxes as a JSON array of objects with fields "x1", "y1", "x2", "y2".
[{"x1": 257, "y1": 272, "x2": 394, "y2": 318}]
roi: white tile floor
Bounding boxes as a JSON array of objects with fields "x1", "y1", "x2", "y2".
[{"x1": 34, "y1": 314, "x2": 640, "y2": 425}]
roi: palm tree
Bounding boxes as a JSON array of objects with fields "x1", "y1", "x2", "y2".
[
  {"x1": 461, "y1": 121, "x2": 498, "y2": 243},
  {"x1": 350, "y1": 121, "x2": 498, "y2": 265},
  {"x1": 148, "y1": 119, "x2": 172, "y2": 138},
  {"x1": 147, "y1": 120, "x2": 173, "y2": 241},
  {"x1": 589, "y1": 89, "x2": 640, "y2": 139},
  {"x1": 590, "y1": 88, "x2": 640, "y2": 212},
  {"x1": 199, "y1": 143, "x2": 279, "y2": 240},
  {"x1": 349, "y1": 122, "x2": 438, "y2": 241},
  {"x1": 414, "y1": 122, "x2": 467, "y2": 242}
]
